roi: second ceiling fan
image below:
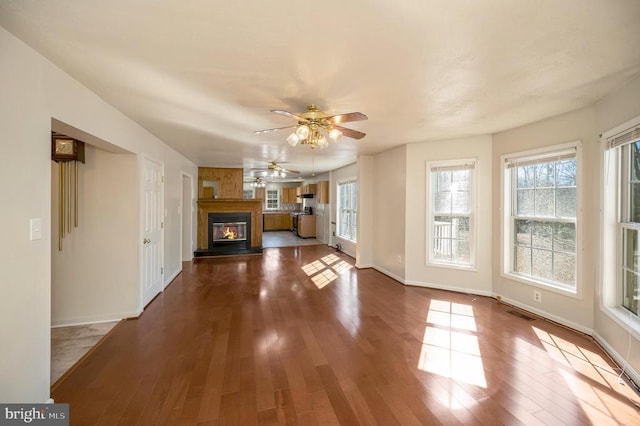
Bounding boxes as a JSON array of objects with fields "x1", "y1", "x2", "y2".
[
  {"x1": 255, "y1": 104, "x2": 368, "y2": 149},
  {"x1": 250, "y1": 161, "x2": 300, "y2": 178}
]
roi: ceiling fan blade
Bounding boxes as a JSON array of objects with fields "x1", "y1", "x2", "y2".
[
  {"x1": 254, "y1": 125, "x2": 296, "y2": 135},
  {"x1": 280, "y1": 168, "x2": 300, "y2": 175},
  {"x1": 334, "y1": 125, "x2": 366, "y2": 140},
  {"x1": 271, "y1": 110, "x2": 309, "y2": 122},
  {"x1": 325, "y1": 112, "x2": 368, "y2": 124}
]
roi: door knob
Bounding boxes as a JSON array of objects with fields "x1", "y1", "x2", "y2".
[{"x1": 143, "y1": 238, "x2": 150, "y2": 244}]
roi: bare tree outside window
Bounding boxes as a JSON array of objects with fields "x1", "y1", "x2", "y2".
[
  {"x1": 621, "y1": 142, "x2": 640, "y2": 316},
  {"x1": 509, "y1": 152, "x2": 577, "y2": 290}
]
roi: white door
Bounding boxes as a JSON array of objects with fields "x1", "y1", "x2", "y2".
[{"x1": 142, "y1": 157, "x2": 163, "y2": 307}]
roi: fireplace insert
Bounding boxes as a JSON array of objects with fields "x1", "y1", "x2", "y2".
[{"x1": 206, "y1": 212, "x2": 252, "y2": 254}]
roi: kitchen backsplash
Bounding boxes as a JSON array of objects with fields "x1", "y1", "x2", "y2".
[{"x1": 280, "y1": 203, "x2": 301, "y2": 211}]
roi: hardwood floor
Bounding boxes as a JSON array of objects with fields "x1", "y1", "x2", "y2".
[{"x1": 52, "y1": 245, "x2": 640, "y2": 425}]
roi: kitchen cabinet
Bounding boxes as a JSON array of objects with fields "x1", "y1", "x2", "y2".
[
  {"x1": 302, "y1": 183, "x2": 317, "y2": 195},
  {"x1": 282, "y1": 187, "x2": 298, "y2": 204},
  {"x1": 297, "y1": 215, "x2": 316, "y2": 238},
  {"x1": 263, "y1": 213, "x2": 292, "y2": 231},
  {"x1": 297, "y1": 183, "x2": 317, "y2": 199},
  {"x1": 316, "y1": 180, "x2": 329, "y2": 204},
  {"x1": 255, "y1": 187, "x2": 265, "y2": 200}
]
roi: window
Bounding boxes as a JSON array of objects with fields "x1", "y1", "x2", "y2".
[
  {"x1": 603, "y1": 121, "x2": 640, "y2": 319},
  {"x1": 266, "y1": 189, "x2": 279, "y2": 210},
  {"x1": 243, "y1": 190, "x2": 253, "y2": 199},
  {"x1": 503, "y1": 144, "x2": 579, "y2": 293},
  {"x1": 337, "y1": 180, "x2": 357, "y2": 242},
  {"x1": 428, "y1": 160, "x2": 475, "y2": 267}
]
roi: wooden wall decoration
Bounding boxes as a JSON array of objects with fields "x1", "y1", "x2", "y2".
[{"x1": 198, "y1": 167, "x2": 243, "y2": 199}]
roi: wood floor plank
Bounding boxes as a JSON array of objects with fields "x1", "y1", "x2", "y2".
[{"x1": 50, "y1": 245, "x2": 640, "y2": 425}]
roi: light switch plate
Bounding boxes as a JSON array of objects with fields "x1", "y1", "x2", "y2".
[{"x1": 30, "y1": 218, "x2": 42, "y2": 240}]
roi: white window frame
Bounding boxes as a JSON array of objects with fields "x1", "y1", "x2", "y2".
[
  {"x1": 426, "y1": 159, "x2": 477, "y2": 270},
  {"x1": 337, "y1": 179, "x2": 357, "y2": 243},
  {"x1": 243, "y1": 189, "x2": 254, "y2": 199},
  {"x1": 600, "y1": 115, "x2": 640, "y2": 335},
  {"x1": 265, "y1": 189, "x2": 279, "y2": 210},
  {"x1": 501, "y1": 141, "x2": 582, "y2": 298}
]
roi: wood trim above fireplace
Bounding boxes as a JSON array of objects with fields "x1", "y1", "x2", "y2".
[{"x1": 196, "y1": 199, "x2": 262, "y2": 250}]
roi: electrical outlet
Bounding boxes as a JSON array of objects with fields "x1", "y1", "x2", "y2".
[
  {"x1": 533, "y1": 290, "x2": 542, "y2": 303},
  {"x1": 397, "y1": 255, "x2": 402, "y2": 263}
]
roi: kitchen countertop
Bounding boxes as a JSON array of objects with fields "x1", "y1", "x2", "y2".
[{"x1": 262, "y1": 211, "x2": 301, "y2": 215}]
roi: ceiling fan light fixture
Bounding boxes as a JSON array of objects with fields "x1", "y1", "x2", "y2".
[
  {"x1": 286, "y1": 132, "x2": 299, "y2": 146},
  {"x1": 295, "y1": 124, "x2": 310, "y2": 140},
  {"x1": 256, "y1": 105, "x2": 367, "y2": 149},
  {"x1": 251, "y1": 178, "x2": 266, "y2": 188},
  {"x1": 318, "y1": 135, "x2": 328, "y2": 149},
  {"x1": 329, "y1": 128, "x2": 342, "y2": 142}
]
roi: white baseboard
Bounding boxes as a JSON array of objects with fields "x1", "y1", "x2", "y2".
[
  {"x1": 496, "y1": 294, "x2": 593, "y2": 335},
  {"x1": 593, "y1": 331, "x2": 640, "y2": 388},
  {"x1": 405, "y1": 279, "x2": 494, "y2": 298},
  {"x1": 164, "y1": 268, "x2": 182, "y2": 289},
  {"x1": 372, "y1": 265, "x2": 406, "y2": 284}
]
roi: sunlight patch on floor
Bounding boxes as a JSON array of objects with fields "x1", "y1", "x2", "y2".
[
  {"x1": 532, "y1": 326, "x2": 640, "y2": 424},
  {"x1": 301, "y1": 254, "x2": 353, "y2": 289},
  {"x1": 418, "y1": 300, "x2": 487, "y2": 388}
]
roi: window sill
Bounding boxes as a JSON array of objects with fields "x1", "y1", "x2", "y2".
[
  {"x1": 427, "y1": 261, "x2": 477, "y2": 272},
  {"x1": 601, "y1": 305, "x2": 640, "y2": 339},
  {"x1": 501, "y1": 272, "x2": 580, "y2": 299},
  {"x1": 336, "y1": 235, "x2": 356, "y2": 244}
]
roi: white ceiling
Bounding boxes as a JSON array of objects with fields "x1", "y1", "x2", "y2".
[{"x1": 2, "y1": 0, "x2": 640, "y2": 178}]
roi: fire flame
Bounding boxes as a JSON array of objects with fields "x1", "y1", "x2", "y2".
[{"x1": 223, "y1": 227, "x2": 238, "y2": 239}]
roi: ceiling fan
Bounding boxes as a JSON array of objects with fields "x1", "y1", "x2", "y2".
[
  {"x1": 250, "y1": 161, "x2": 300, "y2": 178},
  {"x1": 254, "y1": 105, "x2": 368, "y2": 149}
]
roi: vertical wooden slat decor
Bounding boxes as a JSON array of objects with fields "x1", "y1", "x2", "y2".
[{"x1": 198, "y1": 167, "x2": 243, "y2": 199}]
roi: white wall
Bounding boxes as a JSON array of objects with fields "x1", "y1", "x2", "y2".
[
  {"x1": 405, "y1": 136, "x2": 493, "y2": 295},
  {"x1": 594, "y1": 74, "x2": 640, "y2": 381},
  {"x1": 51, "y1": 147, "x2": 138, "y2": 326},
  {"x1": 356, "y1": 156, "x2": 374, "y2": 267},
  {"x1": 492, "y1": 107, "x2": 598, "y2": 331},
  {"x1": 372, "y1": 146, "x2": 407, "y2": 281},
  {"x1": 0, "y1": 26, "x2": 196, "y2": 402},
  {"x1": 182, "y1": 173, "x2": 194, "y2": 262},
  {"x1": 0, "y1": 26, "x2": 52, "y2": 404}
]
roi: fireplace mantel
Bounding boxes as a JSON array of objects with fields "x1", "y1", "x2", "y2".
[{"x1": 196, "y1": 199, "x2": 262, "y2": 252}]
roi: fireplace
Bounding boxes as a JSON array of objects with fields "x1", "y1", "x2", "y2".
[
  {"x1": 207, "y1": 212, "x2": 252, "y2": 254},
  {"x1": 195, "y1": 198, "x2": 263, "y2": 258},
  {"x1": 212, "y1": 221, "x2": 247, "y2": 242}
]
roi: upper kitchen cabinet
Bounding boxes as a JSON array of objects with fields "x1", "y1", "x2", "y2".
[
  {"x1": 316, "y1": 181, "x2": 329, "y2": 204},
  {"x1": 281, "y1": 187, "x2": 298, "y2": 204},
  {"x1": 299, "y1": 184, "x2": 317, "y2": 196}
]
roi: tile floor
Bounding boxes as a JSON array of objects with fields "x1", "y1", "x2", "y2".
[
  {"x1": 51, "y1": 321, "x2": 119, "y2": 385},
  {"x1": 262, "y1": 230, "x2": 324, "y2": 248}
]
